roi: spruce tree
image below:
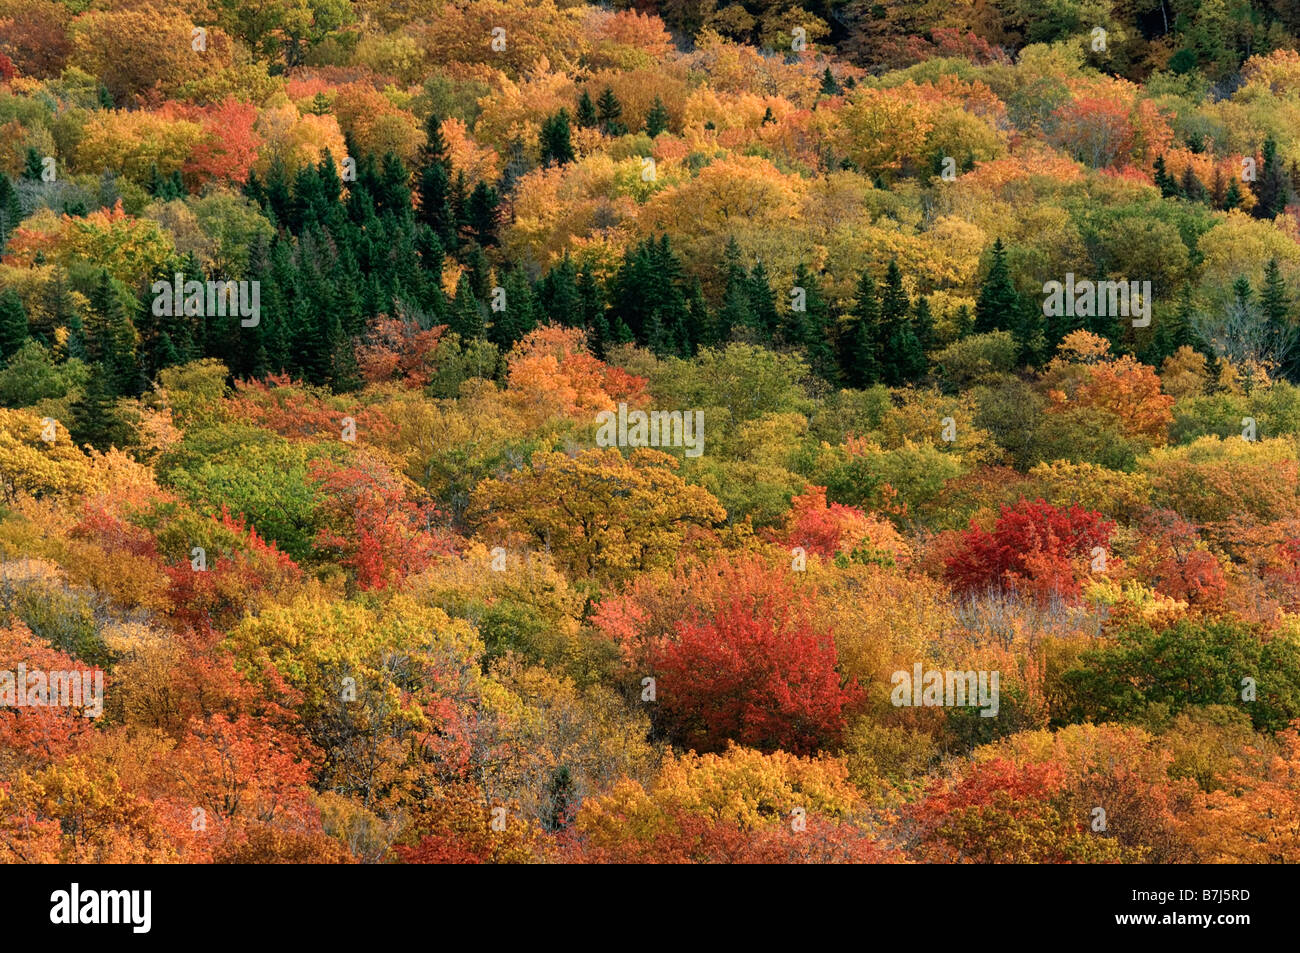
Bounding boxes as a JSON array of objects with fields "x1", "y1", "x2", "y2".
[
  {"x1": 645, "y1": 96, "x2": 670, "y2": 137},
  {"x1": 1261, "y1": 256, "x2": 1296, "y2": 375},
  {"x1": 844, "y1": 271, "x2": 882, "y2": 388},
  {"x1": 420, "y1": 113, "x2": 451, "y2": 171},
  {"x1": 576, "y1": 263, "x2": 605, "y2": 332},
  {"x1": 597, "y1": 87, "x2": 625, "y2": 135},
  {"x1": 540, "y1": 254, "x2": 582, "y2": 326},
  {"x1": 22, "y1": 147, "x2": 43, "y2": 182},
  {"x1": 913, "y1": 295, "x2": 936, "y2": 356},
  {"x1": 716, "y1": 239, "x2": 751, "y2": 344},
  {"x1": 1224, "y1": 179, "x2": 1243, "y2": 211},
  {"x1": 465, "y1": 181, "x2": 500, "y2": 246},
  {"x1": 1153, "y1": 155, "x2": 1180, "y2": 198},
  {"x1": 0, "y1": 173, "x2": 21, "y2": 254},
  {"x1": 543, "y1": 765, "x2": 575, "y2": 832},
  {"x1": 1253, "y1": 138, "x2": 1292, "y2": 219},
  {"x1": 0, "y1": 288, "x2": 28, "y2": 361},
  {"x1": 84, "y1": 270, "x2": 137, "y2": 395},
  {"x1": 539, "y1": 110, "x2": 576, "y2": 166},
  {"x1": 417, "y1": 162, "x2": 458, "y2": 248},
  {"x1": 745, "y1": 259, "x2": 779, "y2": 343},
  {"x1": 974, "y1": 238, "x2": 1019, "y2": 334},
  {"x1": 488, "y1": 270, "x2": 538, "y2": 352},
  {"x1": 879, "y1": 260, "x2": 923, "y2": 384},
  {"x1": 791, "y1": 264, "x2": 837, "y2": 384},
  {"x1": 576, "y1": 90, "x2": 599, "y2": 129},
  {"x1": 70, "y1": 366, "x2": 131, "y2": 451},
  {"x1": 450, "y1": 274, "x2": 486, "y2": 340}
]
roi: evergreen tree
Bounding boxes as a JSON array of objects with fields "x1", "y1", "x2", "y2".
[
  {"x1": 539, "y1": 109, "x2": 576, "y2": 166},
  {"x1": 69, "y1": 366, "x2": 131, "y2": 450},
  {"x1": 683, "y1": 278, "x2": 710, "y2": 354},
  {"x1": 597, "y1": 87, "x2": 625, "y2": 135},
  {"x1": 715, "y1": 238, "x2": 751, "y2": 344},
  {"x1": 1253, "y1": 138, "x2": 1292, "y2": 219},
  {"x1": 0, "y1": 173, "x2": 21, "y2": 254},
  {"x1": 1261, "y1": 256, "x2": 1297, "y2": 376},
  {"x1": 450, "y1": 274, "x2": 486, "y2": 340},
  {"x1": 22, "y1": 147, "x2": 43, "y2": 182},
  {"x1": 791, "y1": 264, "x2": 837, "y2": 383},
  {"x1": 645, "y1": 96, "x2": 670, "y2": 137},
  {"x1": 464, "y1": 181, "x2": 500, "y2": 246},
  {"x1": 375, "y1": 153, "x2": 412, "y2": 219},
  {"x1": 327, "y1": 311, "x2": 360, "y2": 391},
  {"x1": 745, "y1": 259, "x2": 779, "y2": 342},
  {"x1": 914, "y1": 295, "x2": 936, "y2": 356},
  {"x1": 0, "y1": 288, "x2": 28, "y2": 361},
  {"x1": 974, "y1": 238, "x2": 1019, "y2": 334},
  {"x1": 819, "y1": 67, "x2": 841, "y2": 95},
  {"x1": 576, "y1": 263, "x2": 606, "y2": 332},
  {"x1": 844, "y1": 270, "x2": 882, "y2": 388},
  {"x1": 539, "y1": 254, "x2": 582, "y2": 326},
  {"x1": 417, "y1": 162, "x2": 458, "y2": 248},
  {"x1": 420, "y1": 113, "x2": 451, "y2": 171},
  {"x1": 464, "y1": 243, "x2": 492, "y2": 300},
  {"x1": 576, "y1": 90, "x2": 599, "y2": 129},
  {"x1": 84, "y1": 269, "x2": 137, "y2": 395},
  {"x1": 1153, "y1": 155, "x2": 1180, "y2": 198},
  {"x1": 879, "y1": 260, "x2": 924, "y2": 384},
  {"x1": 1224, "y1": 179, "x2": 1244, "y2": 211},
  {"x1": 488, "y1": 269, "x2": 538, "y2": 351},
  {"x1": 1179, "y1": 163, "x2": 1205, "y2": 203},
  {"x1": 542, "y1": 765, "x2": 575, "y2": 832}
]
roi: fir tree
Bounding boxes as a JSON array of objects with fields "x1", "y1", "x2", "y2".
[
  {"x1": 84, "y1": 270, "x2": 137, "y2": 395},
  {"x1": 879, "y1": 260, "x2": 923, "y2": 384},
  {"x1": 488, "y1": 270, "x2": 538, "y2": 351},
  {"x1": 417, "y1": 162, "x2": 458, "y2": 248},
  {"x1": 1224, "y1": 179, "x2": 1243, "y2": 211},
  {"x1": 844, "y1": 270, "x2": 882, "y2": 388},
  {"x1": 0, "y1": 173, "x2": 21, "y2": 254},
  {"x1": 974, "y1": 238, "x2": 1019, "y2": 335},
  {"x1": 450, "y1": 274, "x2": 486, "y2": 340},
  {"x1": 597, "y1": 87, "x2": 625, "y2": 135},
  {"x1": 69, "y1": 366, "x2": 131, "y2": 451},
  {"x1": 1253, "y1": 138, "x2": 1292, "y2": 219},
  {"x1": 0, "y1": 288, "x2": 28, "y2": 361},
  {"x1": 543, "y1": 765, "x2": 575, "y2": 832},
  {"x1": 539, "y1": 109, "x2": 576, "y2": 166},
  {"x1": 745, "y1": 259, "x2": 779, "y2": 342},
  {"x1": 791, "y1": 264, "x2": 837, "y2": 384},
  {"x1": 464, "y1": 181, "x2": 500, "y2": 246},
  {"x1": 576, "y1": 90, "x2": 599, "y2": 129},
  {"x1": 1261, "y1": 256, "x2": 1297, "y2": 376},
  {"x1": 22, "y1": 147, "x2": 43, "y2": 182},
  {"x1": 1153, "y1": 155, "x2": 1180, "y2": 198},
  {"x1": 539, "y1": 254, "x2": 582, "y2": 326},
  {"x1": 645, "y1": 96, "x2": 670, "y2": 137}
]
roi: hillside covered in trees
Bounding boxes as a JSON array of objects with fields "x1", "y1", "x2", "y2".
[{"x1": 1, "y1": 0, "x2": 1300, "y2": 863}]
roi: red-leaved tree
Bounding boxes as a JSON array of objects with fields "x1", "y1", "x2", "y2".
[{"x1": 945, "y1": 498, "x2": 1114, "y2": 604}]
